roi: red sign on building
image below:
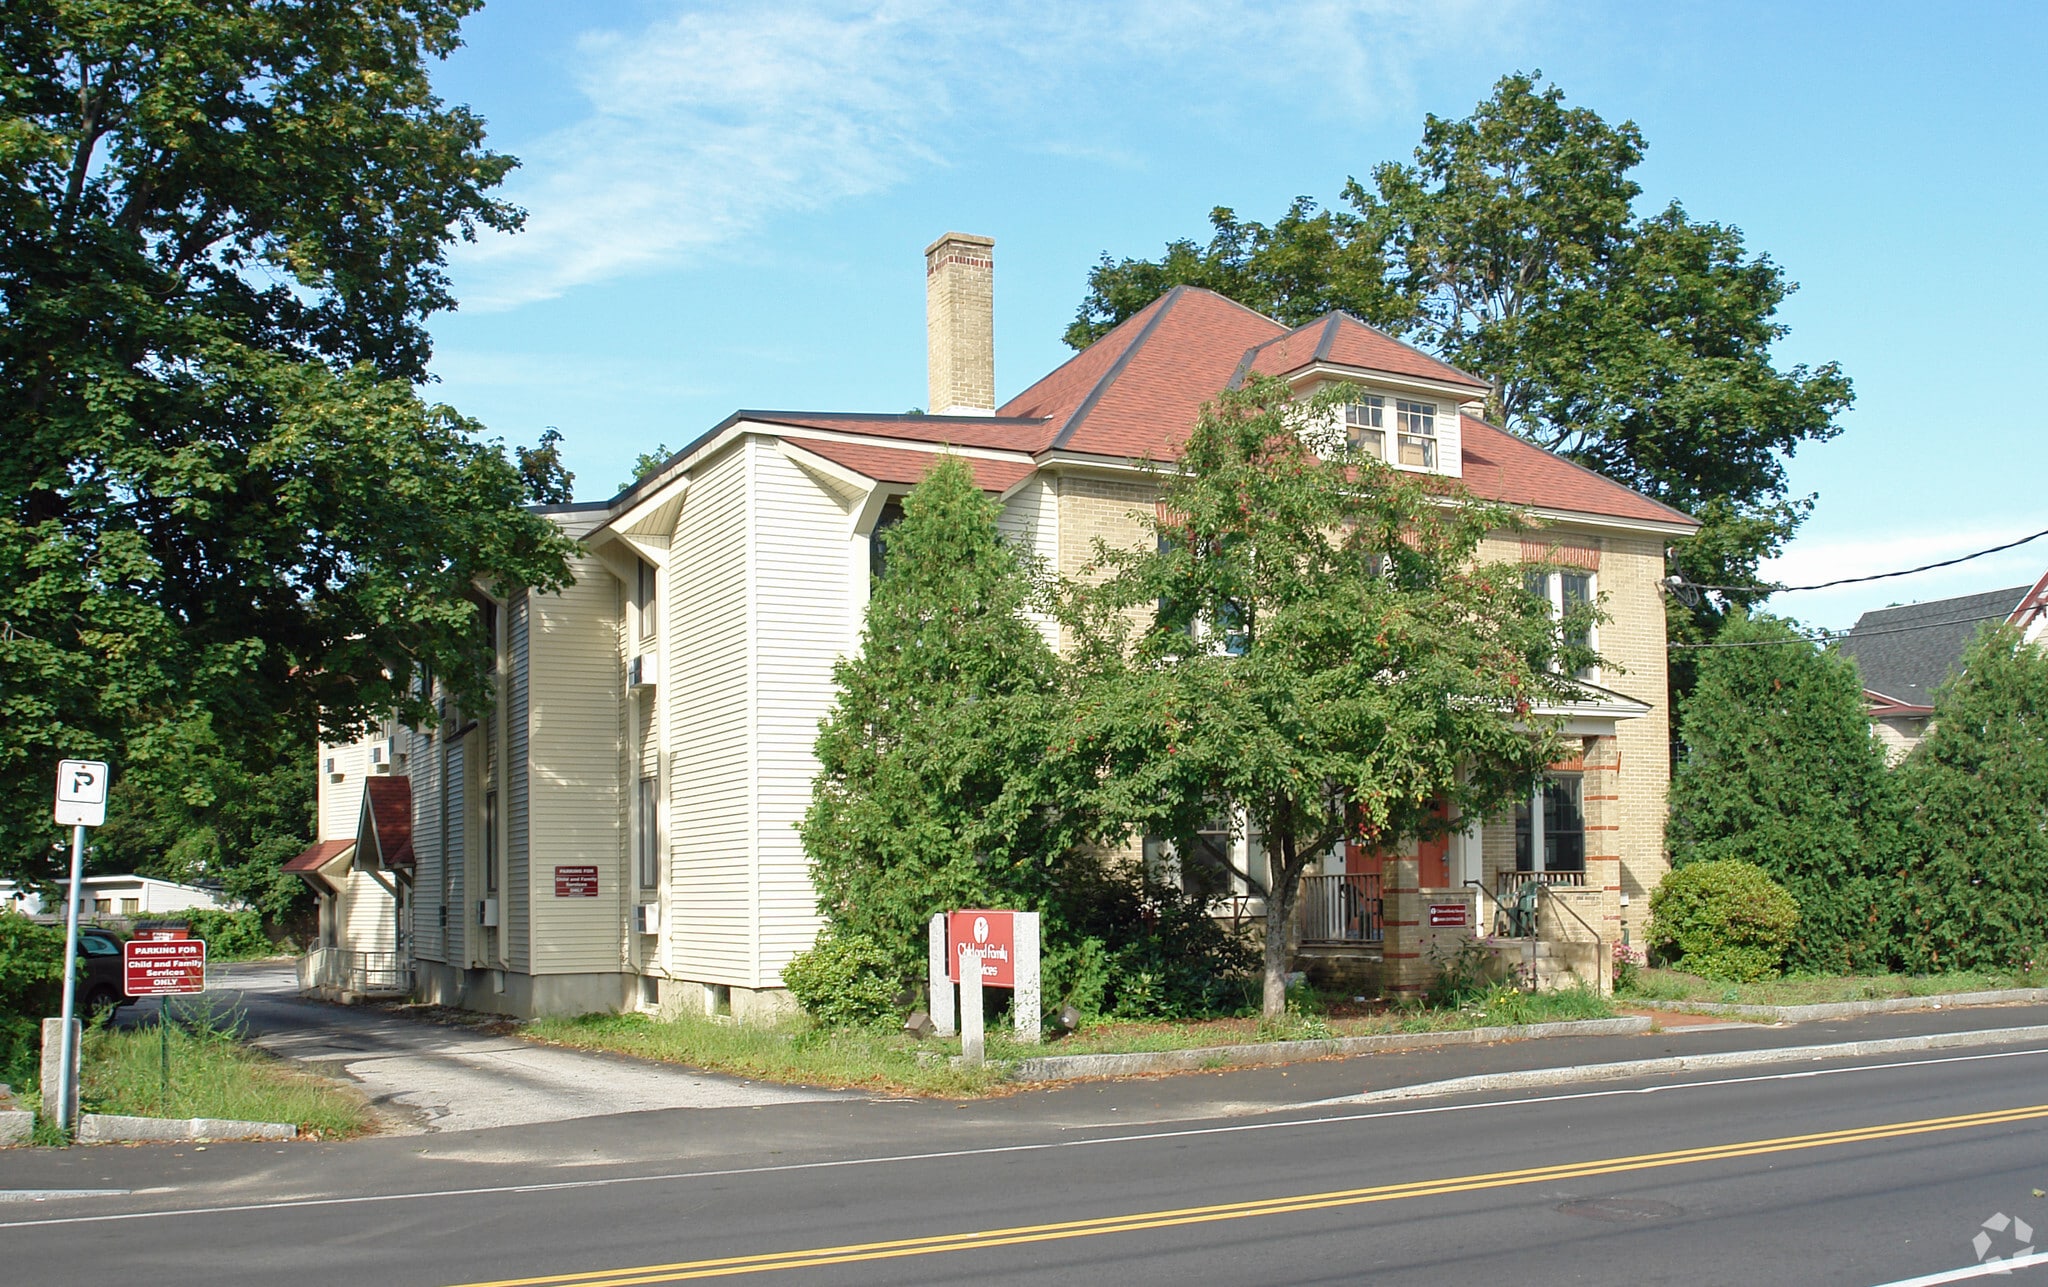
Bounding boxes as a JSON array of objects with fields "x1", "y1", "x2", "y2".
[
  {"x1": 554, "y1": 865, "x2": 600, "y2": 897},
  {"x1": 1427, "y1": 903, "x2": 1471, "y2": 928},
  {"x1": 946, "y1": 910, "x2": 1016, "y2": 988},
  {"x1": 124, "y1": 939, "x2": 207, "y2": 997}
]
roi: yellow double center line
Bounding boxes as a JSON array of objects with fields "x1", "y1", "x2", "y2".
[{"x1": 452, "y1": 1102, "x2": 2048, "y2": 1286}]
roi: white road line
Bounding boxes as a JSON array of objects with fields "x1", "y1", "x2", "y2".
[
  {"x1": 2, "y1": 1043, "x2": 2044, "y2": 1231},
  {"x1": 1869, "y1": 1247, "x2": 2048, "y2": 1285}
]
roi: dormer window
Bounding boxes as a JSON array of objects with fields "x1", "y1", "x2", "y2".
[
  {"x1": 1343, "y1": 398, "x2": 1386, "y2": 460},
  {"x1": 1395, "y1": 399, "x2": 1437, "y2": 468}
]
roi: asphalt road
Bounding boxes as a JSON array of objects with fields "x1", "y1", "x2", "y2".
[{"x1": 6, "y1": 1037, "x2": 2048, "y2": 1285}]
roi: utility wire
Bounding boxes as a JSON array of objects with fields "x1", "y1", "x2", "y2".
[
  {"x1": 1673, "y1": 525, "x2": 2048, "y2": 595},
  {"x1": 1671, "y1": 611, "x2": 2011, "y2": 649}
]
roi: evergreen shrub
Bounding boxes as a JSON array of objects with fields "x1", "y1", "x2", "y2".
[
  {"x1": 1648, "y1": 858, "x2": 1800, "y2": 981},
  {"x1": 781, "y1": 933, "x2": 901, "y2": 1028}
]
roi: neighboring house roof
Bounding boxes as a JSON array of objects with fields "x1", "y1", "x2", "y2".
[
  {"x1": 1836, "y1": 585, "x2": 2032, "y2": 707},
  {"x1": 285, "y1": 840, "x2": 356, "y2": 875},
  {"x1": 601, "y1": 285, "x2": 1697, "y2": 535},
  {"x1": 357, "y1": 776, "x2": 414, "y2": 869}
]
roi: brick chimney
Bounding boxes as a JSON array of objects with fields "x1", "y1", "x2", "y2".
[{"x1": 924, "y1": 232, "x2": 995, "y2": 415}]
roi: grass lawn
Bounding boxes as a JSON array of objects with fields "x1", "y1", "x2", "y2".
[
  {"x1": 1618, "y1": 967, "x2": 2046, "y2": 1008},
  {"x1": 525, "y1": 985, "x2": 1615, "y2": 1097},
  {"x1": 77, "y1": 1008, "x2": 372, "y2": 1139}
]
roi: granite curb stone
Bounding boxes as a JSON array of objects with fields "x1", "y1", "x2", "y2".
[
  {"x1": 1643, "y1": 987, "x2": 2048, "y2": 1024},
  {"x1": 983, "y1": 1017, "x2": 1653, "y2": 1081},
  {"x1": 76, "y1": 1113, "x2": 297, "y2": 1143}
]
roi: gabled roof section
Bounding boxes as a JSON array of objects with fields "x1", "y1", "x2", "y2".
[
  {"x1": 1235, "y1": 313, "x2": 1489, "y2": 392},
  {"x1": 1456, "y1": 417, "x2": 1696, "y2": 528},
  {"x1": 787, "y1": 439, "x2": 1034, "y2": 494},
  {"x1": 284, "y1": 839, "x2": 355, "y2": 875},
  {"x1": 1836, "y1": 585, "x2": 2032, "y2": 706},
  {"x1": 1000, "y1": 287, "x2": 1285, "y2": 459},
  {"x1": 356, "y1": 776, "x2": 414, "y2": 870}
]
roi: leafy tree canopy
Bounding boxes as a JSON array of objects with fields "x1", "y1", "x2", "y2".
[
  {"x1": 1066, "y1": 72, "x2": 1852, "y2": 639},
  {"x1": 1065, "y1": 377, "x2": 1588, "y2": 1017},
  {"x1": 1668, "y1": 610, "x2": 1896, "y2": 971},
  {"x1": 0, "y1": 1, "x2": 577, "y2": 877}
]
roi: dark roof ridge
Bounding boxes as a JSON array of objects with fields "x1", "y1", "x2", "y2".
[
  {"x1": 1848, "y1": 586, "x2": 2031, "y2": 630},
  {"x1": 1461, "y1": 414, "x2": 1697, "y2": 527},
  {"x1": 1050, "y1": 285, "x2": 1191, "y2": 452},
  {"x1": 1310, "y1": 313, "x2": 1342, "y2": 364}
]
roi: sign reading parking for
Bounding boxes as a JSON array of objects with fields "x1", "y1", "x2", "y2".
[
  {"x1": 53, "y1": 759, "x2": 110, "y2": 828},
  {"x1": 124, "y1": 938, "x2": 207, "y2": 997}
]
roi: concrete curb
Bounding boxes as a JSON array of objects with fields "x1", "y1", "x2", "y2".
[
  {"x1": 1640, "y1": 987, "x2": 2048, "y2": 1024},
  {"x1": 0, "y1": 1111, "x2": 32, "y2": 1145},
  {"x1": 76, "y1": 1113, "x2": 297, "y2": 1143},
  {"x1": 1318, "y1": 1023, "x2": 2048, "y2": 1105},
  {"x1": 995, "y1": 1017, "x2": 1653, "y2": 1082}
]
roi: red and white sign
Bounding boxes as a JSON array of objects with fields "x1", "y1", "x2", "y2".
[
  {"x1": 124, "y1": 938, "x2": 207, "y2": 997},
  {"x1": 136, "y1": 927, "x2": 190, "y2": 941},
  {"x1": 946, "y1": 910, "x2": 1015, "y2": 987},
  {"x1": 554, "y1": 865, "x2": 600, "y2": 898},
  {"x1": 1427, "y1": 903, "x2": 1471, "y2": 928}
]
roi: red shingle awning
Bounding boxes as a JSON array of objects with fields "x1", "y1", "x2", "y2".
[{"x1": 284, "y1": 839, "x2": 355, "y2": 875}]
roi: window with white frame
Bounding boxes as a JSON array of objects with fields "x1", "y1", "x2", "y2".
[
  {"x1": 636, "y1": 775, "x2": 659, "y2": 890},
  {"x1": 1395, "y1": 399, "x2": 1437, "y2": 468},
  {"x1": 1343, "y1": 397, "x2": 1386, "y2": 460},
  {"x1": 635, "y1": 558, "x2": 658, "y2": 642},
  {"x1": 1514, "y1": 774, "x2": 1585, "y2": 873},
  {"x1": 1525, "y1": 568, "x2": 1598, "y2": 682},
  {"x1": 1144, "y1": 809, "x2": 1267, "y2": 903}
]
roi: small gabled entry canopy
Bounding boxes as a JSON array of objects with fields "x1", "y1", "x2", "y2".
[
  {"x1": 1528, "y1": 678, "x2": 1653, "y2": 737},
  {"x1": 354, "y1": 776, "x2": 415, "y2": 874},
  {"x1": 284, "y1": 839, "x2": 356, "y2": 895}
]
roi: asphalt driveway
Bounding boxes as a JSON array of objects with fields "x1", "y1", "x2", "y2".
[{"x1": 122, "y1": 961, "x2": 847, "y2": 1133}]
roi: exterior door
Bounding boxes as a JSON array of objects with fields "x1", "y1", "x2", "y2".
[{"x1": 1347, "y1": 796, "x2": 1452, "y2": 888}]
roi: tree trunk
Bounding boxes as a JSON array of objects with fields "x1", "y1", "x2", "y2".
[{"x1": 1261, "y1": 820, "x2": 1302, "y2": 1020}]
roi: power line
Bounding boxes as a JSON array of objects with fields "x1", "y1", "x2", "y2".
[
  {"x1": 1670, "y1": 611, "x2": 2011, "y2": 650},
  {"x1": 1673, "y1": 525, "x2": 2048, "y2": 595}
]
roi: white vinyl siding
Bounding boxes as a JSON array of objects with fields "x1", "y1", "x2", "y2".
[
  {"x1": 670, "y1": 443, "x2": 756, "y2": 985},
  {"x1": 315, "y1": 738, "x2": 370, "y2": 842},
  {"x1": 442, "y1": 737, "x2": 466, "y2": 966},
  {"x1": 506, "y1": 594, "x2": 533, "y2": 971},
  {"x1": 410, "y1": 723, "x2": 444, "y2": 964},
  {"x1": 336, "y1": 868, "x2": 397, "y2": 955},
  {"x1": 997, "y1": 474, "x2": 1061, "y2": 649},
  {"x1": 750, "y1": 440, "x2": 846, "y2": 985},
  {"x1": 526, "y1": 552, "x2": 627, "y2": 974}
]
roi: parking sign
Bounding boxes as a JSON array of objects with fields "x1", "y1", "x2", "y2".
[{"x1": 54, "y1": 760, "x2": 110, "y2": 828}]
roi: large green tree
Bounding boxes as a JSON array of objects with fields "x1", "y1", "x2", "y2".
[
  {"x1": 0, "y1": 1, "x2": 576, "y2": 879},
  {"x1": 1667, "y1": 611, "x2": 1897, "y2": 972},
  {"x1": 801, "y1": 458, "x2": 1080, "y2": 991},
  {"x1": 1066, "y1": 378, "x2": 1588, "y2": 1018},
  {"x1": 1067, "y1": 73, "x2": 1852, "y2": 643},
  {"x1": 1894, "y1": 626, "x2": 2048, "y2": 973}
]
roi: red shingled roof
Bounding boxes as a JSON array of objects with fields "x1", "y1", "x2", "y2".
[
  {"x1": 788, "y1": 439, "x2": 1034, "y2": 494},
  {"x1": 284, "y1": 839, "x2": 354, "y2": 875},
  {"x1": 1238, "y1": 313, "x2": 1488, "y2": 391},
  {"x1": 1456, "y1": 417, "x2": 1693, "y2": 526},
  {"x1": 742, "y1": 412, "x2": 1050, "y2": 453},
  {"x1": 360, "y1": 776, "x2": 414, "y2": 868}
]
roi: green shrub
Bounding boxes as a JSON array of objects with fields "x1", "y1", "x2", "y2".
[
  {"x1": 0, "y1": 910, "x2": 65, "y2": 1090},
  {"x1": 170, "y1": 908, "x2": 272, "y2": 959},
  {"x1": 781, "y1": 933, "x2": 901, "y2": 1028},
  {"x1": 1648, "y1": 859, "x2": 1800, "y2": 981}
]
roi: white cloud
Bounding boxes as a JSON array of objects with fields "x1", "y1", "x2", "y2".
[{"x1": 449, "y1": 0, "x2": 1540, "y2": 310}]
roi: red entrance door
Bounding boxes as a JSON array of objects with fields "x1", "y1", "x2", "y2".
[{"x1": 1346, "y1": 797, "x2": 1451, "y2": 887}]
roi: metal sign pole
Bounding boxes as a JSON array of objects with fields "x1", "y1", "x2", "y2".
[{"x1": 55, "y1": 821, "x2": 86, "y2": 1136}]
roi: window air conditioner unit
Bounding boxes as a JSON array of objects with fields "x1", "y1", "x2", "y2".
[
  {"x1": 368, "y1": 739, "x2": 396, "y2": 770},
  {"x1": 633, "y1": 903, "x2": 661, "y2": 935},
  {"x1": 477, "y1": 898, "x2": 499, "y2": 928},
  {"x1": 628, "y1": 653, "x2": 658, "y2": 689}
]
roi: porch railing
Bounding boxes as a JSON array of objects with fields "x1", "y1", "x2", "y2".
[
  {"x1": 1495, "y1": 869, "x2": 1586, "y2": 904},
  {"x1": 298, "y1": 947, "x2": 411, "y2": 996},
  {"x1": 1295, "y1": 873, "x2": 1382, "y2": 944}
]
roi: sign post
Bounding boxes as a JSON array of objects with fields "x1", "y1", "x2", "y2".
[
  {"x1": 928, "y1": 910, "x2": 1041, "y2": 1060},
  {"x1": 51, "y1": 759, "x2": 109, "y2": 1137}
]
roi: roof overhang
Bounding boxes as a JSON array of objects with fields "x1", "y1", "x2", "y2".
[{"x1": 1526, "y1": 679, "x2": 1653, "y2": 736}]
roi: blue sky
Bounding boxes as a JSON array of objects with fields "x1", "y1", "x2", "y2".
[{"x1": 420, "y1": 0, "x2": 2047, "y2": 631}]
